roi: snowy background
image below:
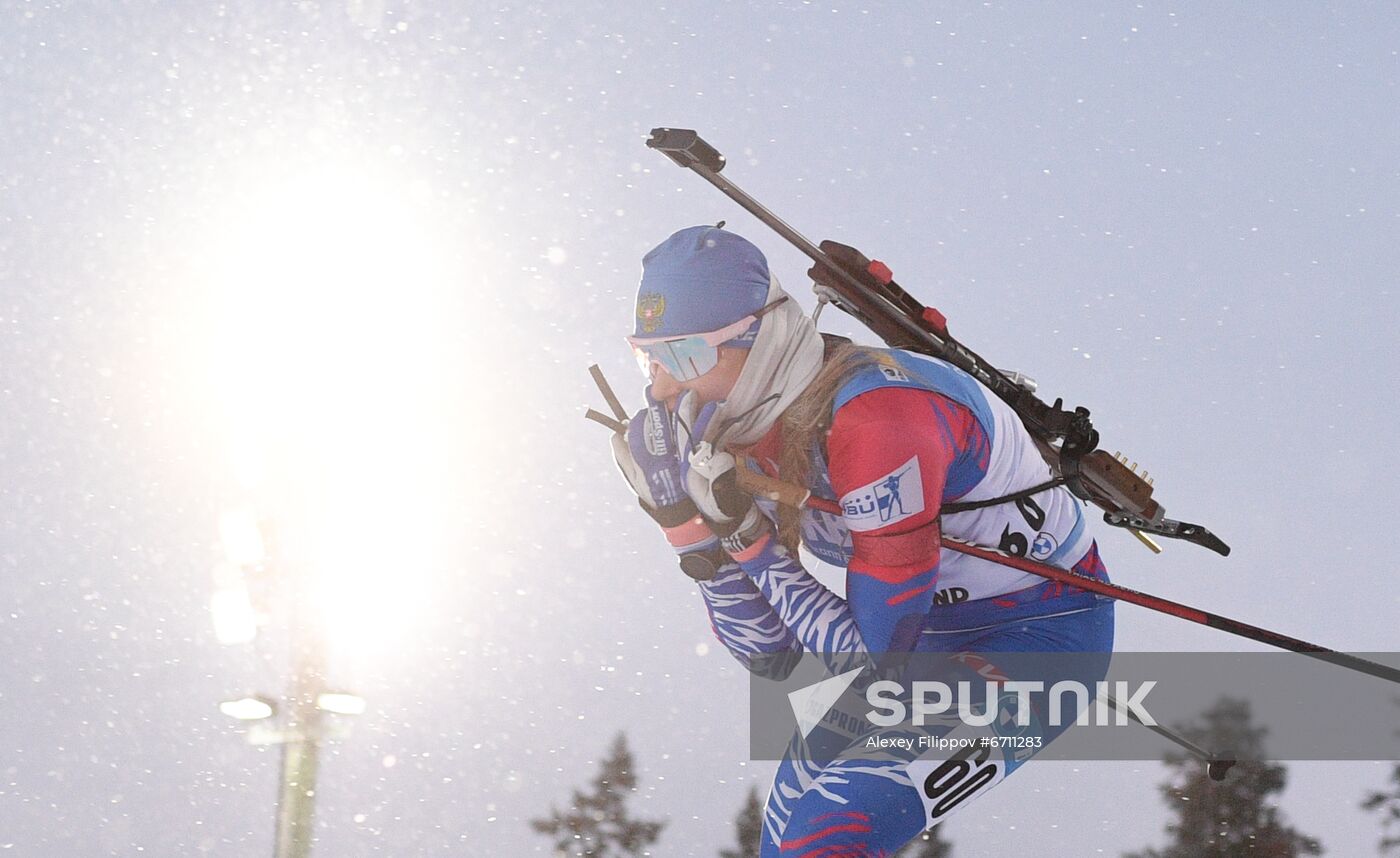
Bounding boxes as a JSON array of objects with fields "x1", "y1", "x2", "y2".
[{"x1": 2, "y1": 1, "x2": 1397, "y2": 854}]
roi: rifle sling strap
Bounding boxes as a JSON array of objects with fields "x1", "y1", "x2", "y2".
[{"x1": 940, "y1": 478, "x2": 1066, "y2": 515}]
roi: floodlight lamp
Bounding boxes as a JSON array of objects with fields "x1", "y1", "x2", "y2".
[
  {"x1": 315, "y1": 692, "x2": 367, "y2": 716},
  {"x1": 219, "y1": 695, "x2": 277, "y2": 721}
]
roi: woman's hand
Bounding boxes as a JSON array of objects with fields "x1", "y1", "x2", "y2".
[
  {"x1": 674, "y1": 393, "x2": 774, "y2": 560},
  {"x1": 610, "y1": 387, "x2": 723, "y2": 578},
  {"x1": 611, "y1": 386, "x2": 688, "y2": 512}
]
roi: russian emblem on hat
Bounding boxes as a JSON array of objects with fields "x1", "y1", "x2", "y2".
[{"x1": 636, "y1": 293, "x2": 667, "y2": 334}]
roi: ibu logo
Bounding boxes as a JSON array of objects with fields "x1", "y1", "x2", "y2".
[{"x1": 840, "y1": 457, "x2": 925, "y2": 532}]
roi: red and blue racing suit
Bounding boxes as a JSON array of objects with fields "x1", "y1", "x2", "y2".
[{"x1": 692, "y1": 349, "x2": 1115, "y2": 856}]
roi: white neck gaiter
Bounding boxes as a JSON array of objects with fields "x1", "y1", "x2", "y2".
[{"x1": 704, "y1": 274, "x2": 825, "y2": 449}]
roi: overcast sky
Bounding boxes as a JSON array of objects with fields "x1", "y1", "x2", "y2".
[{"x1": 2, "y1": 2, "x2": 1397, "y2": 855}]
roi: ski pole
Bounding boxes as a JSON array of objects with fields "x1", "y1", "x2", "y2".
[
  {"x1": 732, "y1": 464, "x2": 1400, "y2": 687},
  {"x1": 1103, "y1": 693, "x2": 1237, "y2": 782}
]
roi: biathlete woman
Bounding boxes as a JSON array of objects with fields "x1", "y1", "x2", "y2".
[{"x1": 610, "y1": 225, "x2": 1114, "y2": 856}]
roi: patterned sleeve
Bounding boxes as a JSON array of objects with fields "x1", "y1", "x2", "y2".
[
  {"x1": 731, "y1": 545, "x2": 867, "y2": 656},
  {"x1": 696, "y1": 563, "x2": 801, "y2": 669}
]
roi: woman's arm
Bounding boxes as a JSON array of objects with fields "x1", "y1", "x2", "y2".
[
  {"x1": 696, "y1": 562, "x2": 801, "y2": 669},
  {"x1": 729, "y1": 541, "x2": 866, "y2": 655},
  {"x1": 676, "y1": 397, "x2": 869, "y2": 660},
  {"x1": 827, "y1": 386, "x2": 989, "y2": 653}
]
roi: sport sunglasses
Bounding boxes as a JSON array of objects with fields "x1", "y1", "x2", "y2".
[{"x1": 626, "y1": 296, "x2": 790, "y2": 381}]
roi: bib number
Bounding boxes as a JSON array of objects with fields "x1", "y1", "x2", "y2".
[{"x1": 908, "y1": 740, "x2": 1005, "y2": 826}]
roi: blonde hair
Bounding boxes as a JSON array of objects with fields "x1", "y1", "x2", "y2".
[{"x1": 773, "y1": 340, "x2": 884, "y2": 553}]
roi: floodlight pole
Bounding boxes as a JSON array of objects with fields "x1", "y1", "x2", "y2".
[{"x1": 273, "y1": 572, "x2": 327, "y2": 858}]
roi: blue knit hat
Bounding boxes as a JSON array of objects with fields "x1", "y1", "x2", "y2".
[{"x1": 633, "y1": 226, "x2": 771, "y2": 342}]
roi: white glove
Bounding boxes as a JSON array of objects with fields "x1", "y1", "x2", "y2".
[{"x1": 675, "y1": 393, "x2": 775, "y2": 559}]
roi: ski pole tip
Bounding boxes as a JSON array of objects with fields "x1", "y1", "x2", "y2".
[{"x1": 1207, "y1": 755, "x2": 1237, "y2": 782}]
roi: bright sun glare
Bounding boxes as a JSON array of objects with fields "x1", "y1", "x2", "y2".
[{"x1": 192, "y1": 155, "x2": 458, "y2": 665}]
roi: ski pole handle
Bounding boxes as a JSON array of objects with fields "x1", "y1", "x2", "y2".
[
  {"x1": 589, "y1": 364, "x2": 629, "y2": 423},
  {"x1": 584, "y1": 408, "x2": 626, "y2": 434}
]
